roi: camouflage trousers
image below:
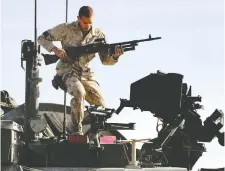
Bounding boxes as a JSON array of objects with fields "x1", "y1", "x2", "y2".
[{"x1": 63, "y1": 73, "x2": 105, "y2": 131}]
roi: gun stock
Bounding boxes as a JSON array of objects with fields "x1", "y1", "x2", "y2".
[{"x1": 41, "y1": 54, "x2": 59, "y2": 65}]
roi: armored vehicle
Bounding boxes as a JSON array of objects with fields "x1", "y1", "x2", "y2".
[{"x1": 1, "y1": 1, "x2": 224, "y2": 171}]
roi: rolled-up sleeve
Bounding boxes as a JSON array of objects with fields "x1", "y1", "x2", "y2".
[
  {"x1": 97, "y1": 31, "x2": 118, "y2": 65},
  {"x1": 37, "y1": 23, "x2": 67, "y2": 52}
]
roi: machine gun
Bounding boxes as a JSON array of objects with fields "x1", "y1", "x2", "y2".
[
  {"x1": 83, "y1": 105, "x2": 135, "y2": 150},
  {"x1": 41, "y1": 34, "x2": 161, "y2": 65},
  {"x1": 116, "y1": 70, "x2": 224, "y2": 170}
]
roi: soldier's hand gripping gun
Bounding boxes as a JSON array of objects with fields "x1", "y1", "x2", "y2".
[{"x1": 41, "y1": 34, "x2": 161, "y2": 65}]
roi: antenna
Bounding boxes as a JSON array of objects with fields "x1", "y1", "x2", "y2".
[
  {"x1": 62, "y1": 0, "x2": 68, "y2": 137},
  {"x1": 66, "y1": 0, "x2": 68, "y2": 23},
  {"x1": 34, "y1": 0, "x2": 37, "y2": 53}
]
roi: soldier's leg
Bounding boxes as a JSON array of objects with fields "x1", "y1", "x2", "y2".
[
  {"x1": 81, "y1": 80, "x2": 106, "y2": 142},
  {"x1": 81, "y1": 80, "x2": 106, "y2": 107},
  {"x1": 64, "y1": 75, "x2": 86, "y2": 134}
]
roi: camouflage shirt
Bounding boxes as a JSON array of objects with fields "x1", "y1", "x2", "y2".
[{"x1": 37, "y1": 20, "x2": 117, "y2": 80}]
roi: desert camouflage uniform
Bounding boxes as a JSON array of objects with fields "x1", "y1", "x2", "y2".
[{"x1": 37, "y1": 20, "x2": 117, "y2": 134}]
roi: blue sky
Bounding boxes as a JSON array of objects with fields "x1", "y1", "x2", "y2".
[{"x1": 1, "y1": 0, "x2": 224, "y2": 170}]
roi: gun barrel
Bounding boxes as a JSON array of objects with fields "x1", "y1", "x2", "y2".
[
  {"x1": 138, "y1": 37, "x2": 162, "y2": 43},
  {"x1": 111, "y1": 36, "x2": 161, "y2": 46}
]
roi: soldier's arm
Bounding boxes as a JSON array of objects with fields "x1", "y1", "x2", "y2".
[
  {"x1": 97, "y1": 31, "x2": 118, "y2": 65},
  {"x1": 37, "y1": 23, "x2": 67, "y2": 52}
]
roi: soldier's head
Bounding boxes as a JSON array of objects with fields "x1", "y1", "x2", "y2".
[{"x1": 77, "y1": 6, "x2": 93, "y2": 32}]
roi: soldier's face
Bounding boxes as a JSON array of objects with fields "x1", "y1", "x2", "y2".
[{"x1": 78, "y1": 16, "x2": 93, "y2": 32}]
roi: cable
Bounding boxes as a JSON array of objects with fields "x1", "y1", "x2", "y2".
[{"x1": 62, "y1": 0, "x2": 68, "y2": 137}]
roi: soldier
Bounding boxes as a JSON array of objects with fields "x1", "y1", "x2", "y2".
[{"x1": 37, "y1": 6, "x2": 124, "y2": 135}]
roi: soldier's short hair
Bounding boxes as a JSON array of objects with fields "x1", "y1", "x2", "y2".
[{"x1": 78, "y1": 6, "x2": 93, "y2": 18}]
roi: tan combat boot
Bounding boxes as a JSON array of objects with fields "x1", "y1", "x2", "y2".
[{"x1": 73, "y1": 123, "x2": 83, "y2": 135}]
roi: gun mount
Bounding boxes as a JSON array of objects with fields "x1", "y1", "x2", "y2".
[
  {"x1": 116, "y1": 70, "x2": 224, "y2": 170},
  {"x1": 21, "y1": 39, "x2": 42, "y2": 141},
  {"x1": 77, "y1": 105, "x2": 135, "y2": 150},
  {"x1": 85, "y1": 105, "x2": 135, "y2": 132}
]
